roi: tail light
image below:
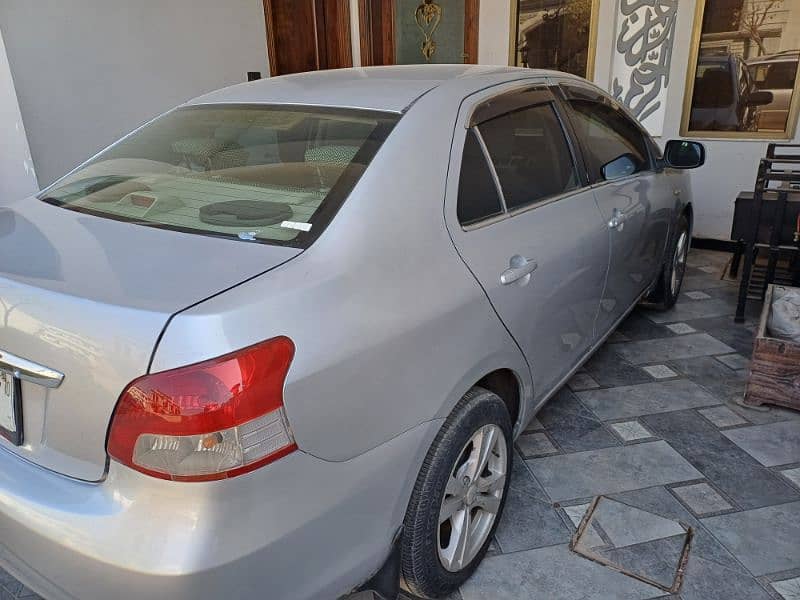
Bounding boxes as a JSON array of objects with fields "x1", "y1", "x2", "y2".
[{"x1": 107, "y1": 337, "x2": 296, "y2": 481}]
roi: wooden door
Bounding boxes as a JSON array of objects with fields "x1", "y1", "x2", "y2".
[
  {"x1": 263, "y1": 0, "x2": 353, "y2": 76},
  {"x1": 358, "y1": 0, "x2": 479, "y2": 66}
]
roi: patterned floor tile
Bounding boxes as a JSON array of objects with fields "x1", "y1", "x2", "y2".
[
  {"x1": 722, "y1": 422, "x2": 800, "y2": 467},
  {"x1": 644, "y1": 298, "x2": 740, "y2": 323},
  {"x1": 516, "y1": 432, "x2": 557, "y2": 458},
  {"x1": 582, "y1": 344, "x2": 652, "y2": 387},
  {"x1": 667, "y1": 356, "x2": 748, "y2": 404},
  {"x1": 609, "y1": 420, "x2": 653, "y2": 442},
  {"x1": 459, "y1": 544, "x2": 662, "y2": 600},
  {"x1": 665, "y1": 322, "x2": 696, "y2": 335},
  {"x1": 578, "y1": 379, "x2": 718, "y2": 421},
  {"x1": 523, "y1": 417, "x2": 544, "y2": 432},
  {"x1": 642, "y1": 410, "x2": 800, "y2": 509},
  {"x1": 563, "y1": 503, "x2": 591, "y2": 527},
  {"x1": 528, "y1": 441, "x2": 701, "y2": 502},
  {"x1": 612, "y1": 333, "x2": 735, "y2": 364},
  {"x1": 698, "y1": 405, "x2": 748, "y2": 428},
  {"x1": 679, "y1": 554, "x2": 773, "y2": 600},
  {"x1": 702, "y1": 501, "x2": 800, "y2": 576},
  {"x1": 642, "y1": 365, "x2": 678, "y2": 379},
  {"x1": 537, "y1": 389, "x2": 620, "y2": 453},
  {"x1": 671, "y1": 482, "x2": 733, "y2": 515},
  {"x1": 493, "y1": 483, "x2": 568, "y2": 553}
]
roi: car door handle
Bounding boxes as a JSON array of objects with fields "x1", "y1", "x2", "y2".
[
  {"x1": 500, "y1": 256, "x2": 538, "y2": 285},
  {"x1": 608, "y1": 208, "x2": 628, "y2": 230}
]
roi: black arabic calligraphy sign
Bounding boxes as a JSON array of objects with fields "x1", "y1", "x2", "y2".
[{"x1": 612, "y1": 0, "x2": 678, "y2": 125}]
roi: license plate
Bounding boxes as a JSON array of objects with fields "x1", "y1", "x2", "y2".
[{"x1": 0, "y1": 369, "x2": 22, "y2": 445}]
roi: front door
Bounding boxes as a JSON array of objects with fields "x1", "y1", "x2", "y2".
[
  {"x1": 557, "y1": 82, "x2": 670, "y2": 332},
  {"x1": 358, "y1": 0, "x2": 479, "y2": 66},
  {"x1": 263, "y1": 0, "x2": 353, "y2": 76},
  {"x1": 446, "y1": 83, "x2": 610, "y2": 401}
]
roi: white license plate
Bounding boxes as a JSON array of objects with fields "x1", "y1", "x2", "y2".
[{"x1": 0, "y1": 369, "x2": 18, "y2": 438}]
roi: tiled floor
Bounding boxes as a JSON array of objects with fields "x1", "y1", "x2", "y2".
[
  {"x1": 408, "y1": 249, "x2": 800, "y2": 600},
  {"x1": 3, "y1": 250, "x2": 800, "y2": 600}
]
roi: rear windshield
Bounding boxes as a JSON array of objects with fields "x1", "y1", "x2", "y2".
[{"x1": 40, "y1": 105, "x2": 399, "y2": 247}]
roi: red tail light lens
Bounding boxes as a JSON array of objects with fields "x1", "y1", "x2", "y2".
[{"x1": 107, "y1": 336, "x2": 296, "y2": 481}]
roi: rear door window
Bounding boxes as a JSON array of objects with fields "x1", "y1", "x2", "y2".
[
  {"x1": 39, "y1": 105, "x2": 399, "y2": 248},
  {"x1": 456, "y1": 130, "x2": 504, "y2": 225},
  {"x1": 477, "y1": 103, "x2": 579, "y2": 210}
]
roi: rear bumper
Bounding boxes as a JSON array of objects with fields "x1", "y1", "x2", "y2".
[{"x1": 0, "y1": 420, "x2": 440, "y2": 600}]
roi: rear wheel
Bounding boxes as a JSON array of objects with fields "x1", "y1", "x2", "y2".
[
  {"x1": 647, "y1": 214, "x2": 690, "y2": 311},
  {"x1": 401, "y1": 388, "x2": 512, "y2": 598}
]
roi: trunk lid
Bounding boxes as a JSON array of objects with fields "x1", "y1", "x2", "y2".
[{"x1": 0, "y1": 197, "x2": 300, "y2": 481}]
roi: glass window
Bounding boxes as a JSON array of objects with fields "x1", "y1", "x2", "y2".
[
  {"x1": 477, "y1": 103, "x2": 579, "y2": 210},
  {"x1": 457, "y1": 130, "x2": 504, "y2": 226},
  {"x1": 561, "y1": 87, "x2": 651, "y2": 182},
  {"x1": 39, "y1": 105, "x2": 399, "y2": 248}
]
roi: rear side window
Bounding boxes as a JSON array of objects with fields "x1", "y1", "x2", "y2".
[
  {"x1": 561, "y1": 85, "x2": 651, "y2": 182},
  {"x1": 457, "y1": 130, "x2": 504, "y2": 225},
  {"x1": 39, "y1": 105, "x2": 399, "y2": 248},
  {"x1": 477, "y1": 103, "x2": 578, "y2": 210}
]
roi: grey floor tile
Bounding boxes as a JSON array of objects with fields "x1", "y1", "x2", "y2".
[
  {"x1": 685, "y1": 291, "x2": 711, "y2": 300},
  {"x1": 722, "y1": 421, "x2": 800, "y2": 467},
  {"x1": 537, "y1": 388, "x2": 620, "y2": 453},
  {"x1": 715, "y1": 353, "x2": 750, "y2": 371},
  {"x1": 771, "y1": 576, "x2": 800, "y2": 599},
  {"x1": 781, "y1": 467, "x2": 800, "y2": 490},
  {"x1": 609, "y1": 486, "x2": 743, "y2": 572},
  {"x1": 610, "y1": 420, "x2": 654, "y2": 442},
  {"x1": 698, "y1": 405, "x2": 748, "y2": 428},
  {"x1": 528, "y1": 441, "x2": 701, "y2": 502},
  {"x1": 642, "y1": 410, "x2": 800, "y2": 510},
  {"x1": 665, "y1": 322, "x2": 697, "y2": 335},
  {"x1": 642, "y1": 365, "x2": 679, "y2": 379},
  {"x1": 522, "y1": 416, "x2": 544, "y2": 433},
  {"x1": 516, "y1": 432, "x2": 557, "y2": 458},
  {"x1": 567, "y1": 372, "x2": 600, "y2": 391},
  {"x1": 563, "y1": 503, "x2": 591, "y2": 527},
  {"x1": 494, "y1": 485, "x2": 569, "y2": 553},
  {"x1": 618, "y1": 312, "x2": 677, "y2": 341},
  {"x1": 578, "y1": 379, "x2": 719, "y2": 421},
  {"x1": 582, "y1": 344, "x2": 652, "y2": 387},
  {"x1": 594, "y1": 535, "x2": 687, "y2": 591},
  {"x1": 679, "y1": 554, "x2": 773, "y2": 600},
  {"x1": 681, "y1": 273, "x2": 735, "y2": 292},
  {"x1": 589, "y1": 497, "x2": 685, "y2": 547},
  {"x1": 612, "y1": 333, "x2": 735, "y2": 364},
  {"x1": 667, "y1": 356, "x2": 747, "y2": 404},
  {"x1": 459, "y1": 544, "x2": 662, "y2": 600},
  {"x1": 671, "y1": 483, "x2": 733, "y2": 515},
  {"x1": 681, "y1": 315, "x2": 759, "y2": 357},
  {"x1": 508, "y1": 451, "x2": 550, "y2": 504},
  {"x1": 702, "y1": 501, "x2": 800, "y2": 576},
  {"x1": 645, "y1": 299, "x2": 740, "y2": 323}
]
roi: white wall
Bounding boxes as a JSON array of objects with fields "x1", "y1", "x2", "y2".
[
  {"x1": 478, "y1": 0, "x2": 800, "y2": 240},
  {"x1": 0, "y1": 0, "x2": 269, "y2": 187},
  {"x1": 0, "y1": 29, "x2": 37, "y2": 201}
]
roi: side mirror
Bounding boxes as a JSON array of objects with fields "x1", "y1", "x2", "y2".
[
  {"x1": 664, "y1": 140, "x2": 705, "y2": 169},
  {"x1": 747, "y1": 90, "x2": 774, "y2": 106},
  {"x1": 602, "y1": 153, "x2": 638, "y2": 181}
]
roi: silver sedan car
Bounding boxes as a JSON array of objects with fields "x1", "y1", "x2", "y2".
[{"x1": 0, "y1": 65, "x2": 704, "y2": 600}]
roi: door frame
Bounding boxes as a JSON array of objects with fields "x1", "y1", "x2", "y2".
[
  {"x1": 263, "y1": 0, "x2": 353, "y2": 76},
  {"x1": 357, "y1": 0, "x2": 479, "y2": 67}
]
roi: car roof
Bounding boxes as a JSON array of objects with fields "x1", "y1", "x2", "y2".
[{"x1": 186, "y1": 65, "x2": 574, "y2": 113}]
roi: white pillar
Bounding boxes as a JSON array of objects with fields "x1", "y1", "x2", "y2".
[{"x1": 0, "y1": 29, "x2": 37, "y2": 199}]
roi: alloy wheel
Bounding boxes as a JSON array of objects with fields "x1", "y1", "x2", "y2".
[
  {"x1": 437, "y1": 424, "x2": 507, "y2": 572},
  {"x1": 671, "y1": 230, "x2": 689, "y2": 297}
]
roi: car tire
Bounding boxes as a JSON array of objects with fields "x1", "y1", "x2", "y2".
[
  {"x1": 400, "y1": 387, "x2": 513, "y2": 599},
  {"x1": 647, "y1": 214, "x2": 690, "y2": 311}
]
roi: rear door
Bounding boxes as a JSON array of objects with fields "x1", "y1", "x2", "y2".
[
  {"x1": 445, "y1": 82, "x2": 610, "y2": 401},
  {"x1": 557, "y1": 81, "x2": 672, "y2": 335}
]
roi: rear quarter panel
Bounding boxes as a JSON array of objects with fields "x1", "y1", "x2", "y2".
[{"x1": 150, "y1": 85, "x2": 532, "y2": 462}]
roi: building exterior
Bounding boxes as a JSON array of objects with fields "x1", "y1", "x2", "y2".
[{"x1": 1, "y1": 0, "x2": 799, "y2": 240}]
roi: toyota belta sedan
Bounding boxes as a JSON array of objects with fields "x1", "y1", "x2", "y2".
[{"x1": 0, "y1": 65, "x2": 704, "y2": 600}]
